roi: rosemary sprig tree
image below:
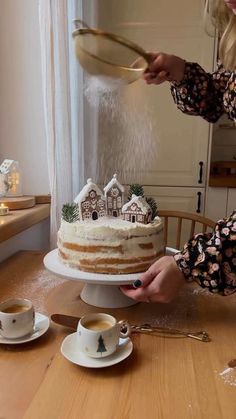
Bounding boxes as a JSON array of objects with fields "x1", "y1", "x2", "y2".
[
  {"x1": 62, "y1": 203, "x2": 80, "y2": 223},
  {"x1": 146, "y1": 196, "x2": 158, "y2": 220},
  {"x1": 127, "y1": 184, "x2": 144, "y2": 200}
]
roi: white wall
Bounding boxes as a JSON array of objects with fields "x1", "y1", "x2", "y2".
[
  {"x1": 0, "y1": 0, "x2": 49, "y2": 194},
  {"x1": 0, "y1": 219, "x2": 50, "y2": 263},
  {"x1": 0, "y1": 0, "x2": 50, "y2": 260}
]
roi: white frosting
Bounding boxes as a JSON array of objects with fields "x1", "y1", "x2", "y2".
[
  {"x1": 57, "y1": 216, "x2": 164, "y2": 273},
  {"x1": 59, "y1": 216, "x2": 162, "y2": 241}
]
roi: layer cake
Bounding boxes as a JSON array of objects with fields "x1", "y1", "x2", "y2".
[{"x1": 58, "y1": 216, "x2": 164, "y2": 274}]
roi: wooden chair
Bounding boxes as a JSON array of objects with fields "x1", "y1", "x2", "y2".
[{"x1": 157, "y1": 210, "x2": 216, "y2": 251}]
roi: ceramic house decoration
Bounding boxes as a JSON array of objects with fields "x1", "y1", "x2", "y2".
[
  {"x1": 122, "y1": 194, "x2": 152, "y2": 224},
  {"x1": 74, "y1": 178, "x2": 106, "y2": 221},
  {"x1": 0, "y1": 173, "x2": 10, "y2": 197},
  {"x1": 0, "y1": 159, "x2": 15, "y2": 174},
  {"x1": 104, "y1": 174, "x2": 125, "y2": 218},
  {"x1": 0, "y1": 159, "x2": 22, "y2": 197}
]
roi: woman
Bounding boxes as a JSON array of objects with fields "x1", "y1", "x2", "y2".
[{"x1": 121, "y1": 0, "x2": 236, "y2": 303}]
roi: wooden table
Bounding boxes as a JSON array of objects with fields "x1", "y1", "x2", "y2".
[{"x1": 1, "y1": 251, "x2": 236, "y2": 419}]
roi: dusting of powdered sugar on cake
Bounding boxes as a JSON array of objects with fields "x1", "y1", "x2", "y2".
[{"x1": 59, "y1": 216, "x2": 162, "y2": 241}]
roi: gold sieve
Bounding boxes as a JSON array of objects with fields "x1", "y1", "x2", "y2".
[{"x1": 72, "y1": 19, "x2": 151, "y2": 85}]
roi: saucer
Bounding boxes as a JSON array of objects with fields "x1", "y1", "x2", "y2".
[
  {"x1": 0, "y1": 312, "x2": 50, "y2": 344},
  {"x1": 61, "y1": 333, "x2": 133, "y2": 368}
]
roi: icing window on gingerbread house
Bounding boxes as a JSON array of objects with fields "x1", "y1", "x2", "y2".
[
  {"x1": 108, "y1": 197, "x2": 112, "y2": 209},
  {"x1": 83, "y1": 212, "x2": 91, "y2": 220}
]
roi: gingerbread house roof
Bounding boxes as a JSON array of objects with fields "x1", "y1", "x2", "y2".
[
  {"x1": 122, "y1": 194, "x2": 151, "y2": 214},
  {"x1": 74, "y1": 178, "x2": 104, "y2": 204},
  {"x1": 0, "y1": 159, "x2": 19, "y2": 174},
  {"x1": 103, "y1": 174, "x2": 124, "y2": 194}
]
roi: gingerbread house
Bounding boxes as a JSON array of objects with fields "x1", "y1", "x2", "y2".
[
  {"x1": 121, "y1": 194, "x2": 152, "y2": 224},
  {"x1": 74, "y1": 178, "x2": 106, "y2": 221},
  {"x1": 103, "y1": 174, "x2": 125, "y2": 218}
]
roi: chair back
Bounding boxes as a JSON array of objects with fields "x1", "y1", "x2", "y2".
[{"x1": 158, "y1": 210, "x2": 216, "y2": 251}]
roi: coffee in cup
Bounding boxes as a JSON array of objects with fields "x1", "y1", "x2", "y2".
[
  {"x1": 84, "y1": 319, "x2": 113, "y2": 331},
  {"x1": 2, "y1": 304, "x2": 29, "y2": 314},
  {"x1": 0, "y1": 298, "x2": 35, "y2": 339},
  {"x1": 77, "y1": 313, "x2": 131, "y2": 358}
]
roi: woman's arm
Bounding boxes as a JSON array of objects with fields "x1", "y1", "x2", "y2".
[
  {"x1": 170, "y1": 62, "x2": 231, "y2": 123},
  {"x1": 120, "y1": 211, "x2": 236, "y2": 302},
  {"x1": 174, "y1": 210, "x2": 236, "y2": 295},
  {"x1": 143, "y1": 53, "x2": 232, "y2": 123}
]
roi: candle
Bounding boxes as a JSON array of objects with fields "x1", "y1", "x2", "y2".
[{"x1": 0, "y1": 203, "x2": 9, "y2": 216}]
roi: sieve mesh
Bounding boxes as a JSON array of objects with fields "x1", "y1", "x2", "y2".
[{"x1": 72, "y1": 21, "x2": 149, "y2": 84}]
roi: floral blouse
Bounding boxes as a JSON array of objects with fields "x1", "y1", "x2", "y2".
[
  {"x1": 171, "y1": 62, "x2": 236, "y2": 294},
  {"x1": 174, "y1": 211, "x2": 236, "y2": 295},
  {"x1": 170, "y1": 62, "x2": 236, "y2": 122}
]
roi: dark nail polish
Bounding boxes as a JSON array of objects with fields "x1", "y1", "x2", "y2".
[{"x1": 133, "y1": 279, "x2": 142, "y2": 289}]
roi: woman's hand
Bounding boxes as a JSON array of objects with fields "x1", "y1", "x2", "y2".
[
  {"x1": 120, "y1": 256, "x2": 186, "y2": 303},
  {"x1": 144, "y1": 53, "x2": 186, "y2": 85}
]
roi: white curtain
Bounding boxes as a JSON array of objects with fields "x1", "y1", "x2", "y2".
[{"x1": 38, "y1": 0, "x2": 85, "y2": 248}]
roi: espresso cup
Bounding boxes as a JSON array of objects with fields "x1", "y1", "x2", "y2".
[
  {"x1": 77, "y1": 313, "x2": 131, "y2": 358},
  {"x1": 0, "y1": 298, "x2": 35, "y2": 339}
]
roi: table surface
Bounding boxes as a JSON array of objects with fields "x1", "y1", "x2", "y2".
[{"x1": 1, "y1": 251, "x2": 236, "y2": 419}]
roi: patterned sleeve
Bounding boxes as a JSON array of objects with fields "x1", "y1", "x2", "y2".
[
  {"x1": 174, "y1": 211, "x2": 236, "y2": 295},
  {"x1": 170, "y1": 62, "x2": 233, "y2": 123}
]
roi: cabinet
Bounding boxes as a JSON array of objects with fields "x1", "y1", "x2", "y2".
[
  {"x1": 143, "y1": 185, "x2": 206, "y2": 248},
  {"x1": 205, "y1": 187, "x2": 236, "y2": 221},
  {"x1": 143, "y1": 186, "x2": 205, "y2": 215},
  {"x1": 94, "y1": 0, "x2": 215, "y2": 192}
]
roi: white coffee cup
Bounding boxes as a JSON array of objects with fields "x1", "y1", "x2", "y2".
[
  {"x1": 0, "y1": 298, "x2": 35, "y2": 339},
  {"x1": 77, "y1": 313, "x2": 131, "y2": 358}
]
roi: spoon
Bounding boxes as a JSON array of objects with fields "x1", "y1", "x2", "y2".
[
  {"x1": 51, "y1": 314, "x2": 210, "y2": 342},
  {"x1": 130, "y1": 324, "x2": 210, "y2": 342}
]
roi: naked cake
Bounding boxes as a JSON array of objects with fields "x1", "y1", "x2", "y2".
[{"x1": 57, "y1": 175, "x2": 164, "y2": 274}]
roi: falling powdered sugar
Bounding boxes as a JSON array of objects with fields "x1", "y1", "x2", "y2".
[
  {"x1": 83, "y1": 74, "x2": 159, "y2": 185},
  {"x1": 84, "y1": 76, "x2": 125, "y2": 106}
]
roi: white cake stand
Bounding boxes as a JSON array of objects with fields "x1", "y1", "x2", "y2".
[{"x1": 44, "y1": 249, "x2": 144, "y2": 308}]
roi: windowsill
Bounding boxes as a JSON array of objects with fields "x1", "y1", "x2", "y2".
[{"x1": 0, "y1": 204, "x2": 50, "y2": 243}]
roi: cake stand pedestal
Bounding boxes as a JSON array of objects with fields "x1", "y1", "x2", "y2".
[{"x1": 44, "y1": 249, "x2": 141, "y2": 308}]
